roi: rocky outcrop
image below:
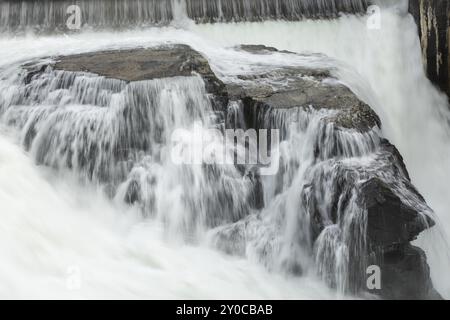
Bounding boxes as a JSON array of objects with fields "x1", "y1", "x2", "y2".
[
  {"x1": 360, "y1": 176, "x2": 433, "y2": 248},
  {"x1": 360, "y1": 175, "x2": 440, "y2": 299},
  {"x1": 53, "y1": 45, "x2": 214, "y2": 83},
  {"x1": 26, "y1": 45, "x2": 229, "y2": 109},
  {"x1": 227, "y1": 45, "x2": 381, "y2": 132},
  {"x1": 18, "y1": 45, "x2": 256, "y2": 232},
  {"x1": 371, "y1": 244, "x2": 442, "y2": 299},
  {"x1": 22, "y1": 44, "x2": 439, "y2": 299},
  {"x1": 219, "y1": 45, "x2": 439, "y2": 299},
  {"x1": 409, "y1": 0, "x2": 450, "y2": 98}
]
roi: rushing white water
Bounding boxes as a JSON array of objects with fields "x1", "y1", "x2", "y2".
[
  {"x1": 191, "y1": 5, "x2": 450, "y2": 235},
  {"x1": 0, "y1": 2, "x2": 449, "y2": 299},
  {"x1": 191, "y1": 7, "x2": 450, "y2": 297},
  {"x1": 0, "y1": 131, "x2": 338, "y2": 299},
  {"x1": 0, "y1": 28, "x2": 340, "y2": 299}
]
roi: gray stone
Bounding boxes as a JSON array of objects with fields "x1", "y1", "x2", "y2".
[
  {"x1": 227, "y1": 45, "x2": 380, "y2": 132},
  {"x1": 26, "y1": 44, "x2": 229, "y2": 110}
]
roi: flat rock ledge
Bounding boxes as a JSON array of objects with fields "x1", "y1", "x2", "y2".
[
  {"x1": 229, "y1": 45, "x2": 381, "y2": 132},
  {"x1": 26, "y1": 44, "x2": 228, "y2": 110}
]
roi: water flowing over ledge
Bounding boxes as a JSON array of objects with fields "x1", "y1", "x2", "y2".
[
  {"x1": 0, "y1": 3, "x2": 449, "y2": 299},
  {"x1": 0, "y1": 40, "x2": 441, "y2": 298},
  {"x1": 0, "y1": 0, "x2": 370, "y2": 32}
]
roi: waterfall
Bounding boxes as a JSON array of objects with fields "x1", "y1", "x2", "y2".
[
  {"x1": 0, "y1": 0, "x2": 449, "y2": 299},
  {"x1": 185, "y1": 0, "x2": 369, "y2": 22},
  {"x1": 0, "y1": 0, "x2": 370, "y2": 32},
  {"x1": 192, "y1": 4, "x2": 450, "y2": 297},
  {"x1": 0, "y1": 64, "x2": 258, "y2": 239},
  {"x1": 214, "y1": 103, "x2": 432, "y2": 294},
  {"x1": 0, "y1": 0, "x2": 174, "y2": 32}
]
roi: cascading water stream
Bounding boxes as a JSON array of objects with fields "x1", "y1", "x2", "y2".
[
  {"x1": 0, "y1": 62, "x2": 258, "y2": 239},
  {"x1": 190, "y1": 2, "x2": 450, "y2": 297},
  {"x1": 214, "y1": 101, "x2": 434, "y2": 295},
  {"x1": 0, "y1": 0, "x2": 449, "y2": 299},
  {"x1": 0, "y1": 49, "x2": 339, "y2": 299}
]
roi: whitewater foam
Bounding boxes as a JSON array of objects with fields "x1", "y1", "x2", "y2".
[{"x1": 0, "y1": 3, "x2": 449, "y2": 299}]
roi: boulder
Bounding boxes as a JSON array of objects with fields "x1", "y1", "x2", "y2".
[
  {"x1": 214, "y1": 45, "x2": 439, "y2": 299},
  {"x1": 23, "y1": 43, "x2": 440, "y2": 299},
  {"x1": 359, "y1": 177, "x2": 434, "y2": 248},
  {"x1": 370, "y1": 244, "x2": 442, "y2": 300},
  {"x1": 227, "y1": 45, "x2": 381, "y2": 133},
  {"x1": 26, "y1": 45, "x2": 229, "y2": 110}
]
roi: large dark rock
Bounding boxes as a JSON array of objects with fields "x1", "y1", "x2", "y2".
[
  {"x1": 212, "y1": 137, "x2": 439, "y2": 299},
  {"x1": 227, "y1": 45, "x2": 381, "y2": 132},
  {"x1": 26, "y1": 43, "x2": 439, "y2": 299},
  {"x1": 54, "y1": 45, "x2": 211, "y2": 81},
  {"x1": 360, "y1": 177, "x2": 434, "y2": 248},
  {"x1": 214, "y1": 45, "x2": 439, "y2": 299},
  {"x1": 409, "y1": 0, "x2": 450, "y2": 99},
  {"x1": 26, "y1": 45, "x2": 228, "y2": 110},
  {"x1": 370, "y1": 244, "x2": 442, "y2": 300}
]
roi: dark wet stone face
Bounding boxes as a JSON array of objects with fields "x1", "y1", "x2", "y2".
[{"x1": 409, "y1": 0, "x2": 450, "y2": 99}]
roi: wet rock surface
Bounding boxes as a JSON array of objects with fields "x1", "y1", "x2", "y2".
[
  {"x1": 26, "y1": 45, "x2": 228, "y2": 109},
  {"x1": 228, "y1": 45, "x2": 381, "y2": 132},
  {"x1": 23, "y1": 43, "x2": 439, "y2": 299},
  {"x1": 220, "y1": 45, "x2": 438, "y2": 298},
  {"x1": 410, "y1": 0, "x2": 450, "y2": 99},
  {"x1": 360, "y1": 177, "x2": 433, "y2": 247},
  {"x1": 53, "y1": 45, "x2": 214, "y2": 82},
  {"x1": 371, "y1": 244, "x2": 442, "y2": 300}
]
